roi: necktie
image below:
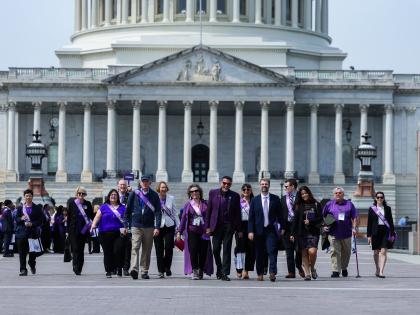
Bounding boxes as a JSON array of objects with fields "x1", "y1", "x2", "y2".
[
  {"x1": 263, "y1": 196, "x2": 269, "y2": 227},
  {"x1": 288, "y1": 194, "x2": 294, "y2": 221}
]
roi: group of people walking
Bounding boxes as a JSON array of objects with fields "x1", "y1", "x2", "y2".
[{"x1": 1, "y1": 176, "x2": 396, "y2": 281}]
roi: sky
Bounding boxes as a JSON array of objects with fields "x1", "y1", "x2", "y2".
[{"x1": 0, "y1": 0, "x2": 419, "y2": 73}]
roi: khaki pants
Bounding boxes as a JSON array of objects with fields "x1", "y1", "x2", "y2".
[
  {"x1": 130, "y1": 227, "x2": 154, "y2": 274},
  {"x1": 328, "y1": 235, "x2": 351, "y2": 273}
]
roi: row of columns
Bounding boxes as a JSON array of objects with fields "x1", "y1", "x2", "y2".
[
  {"x1": 74, "y1": 0, "x2": 328, "y2": 34},
  {"x1": 3, "y1": 100, "x2": 395, "y2": 184}
]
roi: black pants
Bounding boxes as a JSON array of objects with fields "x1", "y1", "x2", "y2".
[
  {"x1": 41, "y1": 225, "x2": 51, "y2": 252},
  {"x1": 69, "y1": 233, "x2": 87, "y2": 274},
  {"x1": 212, "y1": 223, "x2": 234, "y2": 276},
  {"x1": 283, "y1": 230, "x2": 303, "y2": 274},
  {"x1": 99, "y1": 231, "x2": 127, "y2": 273},
  {"x1": 188, "y1": 231, "x2": 209, "y2": 270},
  {"x1": 154, "y1": 225, "x2": 175, "y2": 273},
  {"x1": 234, "y1": 221, "x2": 255, "y2": 272},
  {"x1": 88, "y1": 237, "x2": 101, "y2": 253},
  {"x1": 3, "y1": 232, "x2": 13, "y2": 255},
  {"x1": 123, "y1": 233, "x2": 132, "y2": 271},
  {"x1": 16, "y1": 238, "x2": 37, "y2": 272}
]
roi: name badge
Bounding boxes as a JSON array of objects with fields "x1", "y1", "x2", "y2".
[
  {"x1": 338, "y1": 213, "x2": 345, "y2": 221},
  {"x1": 193, "y1": 217, "x2": 202, "y2": 226}
]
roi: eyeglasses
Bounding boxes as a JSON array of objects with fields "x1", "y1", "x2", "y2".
[
  {"x1": 334, "y1": 192, "x2": 343, "y2": 195},
  {"x1": 190, "y1": 190, "x2": 199, "y2": 194},
  {"x1": 376, "y1": 196, "x2": 384, "y2": 199},
  {"x1": 284, "y1": 185, "x2": 290, "y2": 188},
  {"x1": 222, "y1": 181, "x2": 232, "y2": 186},
  {"x1": 242, "y1": 188, "x2": 251, "y2": 192},
  {"x1": 77, "y1": 192, "x2": 87, "y2": 196}
]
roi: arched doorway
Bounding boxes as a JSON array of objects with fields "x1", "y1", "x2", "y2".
[{"x1": 192, "y1": 144, "x2": 209, "y2": 182}]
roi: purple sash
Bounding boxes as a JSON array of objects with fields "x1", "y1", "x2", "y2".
[
  {"x1": 107, "y1": 204, "x2": 124, "y2": 224},
  {"x1": 371, "y1": 206, "x2": 395, "y2": 241},
  {"x1": 160, "y1": 199, "x2": 177, "y2": 223},
  {"x1": 75, "y1": 199, "x2": 92, "y2": 235},
  {"x1": 240, "y1": 198, "x2": 249, "y2": 220},
  {"x1": 22, "y1": 205, "x2": 32, "y2": 223},
  {"x1": 135, "y1": 190, "x2": 155, "y2": 212},
  {"x1": 286, "y1": 193, "x2": 294, "y2": 221}
]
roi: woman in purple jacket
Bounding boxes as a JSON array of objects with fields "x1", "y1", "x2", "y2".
[
  {"x1": 177, "y1": 184, "x2": 213, "y2": 280},
  {"x1": 91, "y1": 189, "x2": 127, "y2": 278}
]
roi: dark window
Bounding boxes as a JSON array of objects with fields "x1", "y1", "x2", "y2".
[
  {"x1": 240, "y1": 0, "x2": 246, "y2": 16},
  {"x1": 217, "y1": 0, "x2": 226, "y2": 14},
  {"x1": 157, "y1": 0, "x2": 164, "y2": 14},
  {"x1": 177, "y1": 0, "x2": 187, "y2": 13},
  {"x1": 196, "y1": 0, "x2": 207, "y2": 13}
]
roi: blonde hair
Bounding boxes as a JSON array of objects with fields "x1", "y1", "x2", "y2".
[{"x1": 75, "y1": 186, "x2": 87, "y2": 197}]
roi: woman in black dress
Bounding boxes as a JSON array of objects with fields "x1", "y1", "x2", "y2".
[
  {"x1": 367, "y1": 191, "x2": 395, "y2": 278},
  {"x1": 290, "y1": 186, "x2": 322, "y2": 281}
]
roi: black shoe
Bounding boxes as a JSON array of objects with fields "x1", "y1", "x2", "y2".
[
  {"x1": 106, "y1": 272, "x2": 112, "y2": 278},
  {"x1": 166, "y1": 270, "x2": 172, "y2": 277},
  {"x1": 74, "y1": 271, "x2": 81, "y2": 276},
  {"x1": 30, "y1": 267, "x2": 36, "y2": 275},
  {"x1": 331, "y1": 272, "x2": 340, "y2": 278},
  {"x1": 221, "y1": 275, "x2": 231, "y2": 281},
  {"x1": 342, "y1": 269, "x2": 348, "y2": 277},
  {"x1": 130, "y1": 270, "x2": 138, "y2": 280},
  {"x1": 269, "y1": 273, "x2": 276, "y2": 282},
  {"x1": 123, "y1": 269, "x2": 130, "y2": 276},
  {"x1": 158, "y1": 272, "x2": 165, "y2": 279},
  {"x1": 216, "y1": 272, "x2": 222, "y2": 280},
  {"x1": 19, "y1": 270, "x2": 28, "y2": 276},
  {"x1": 141, "y1": 273, "x2": 150, "y2": 280},
  {"x1": 117, "y1": 269, "x2": 122, "y2": 277}
]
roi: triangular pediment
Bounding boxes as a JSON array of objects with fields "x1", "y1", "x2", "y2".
[{"x1": 104, "y1": 45, "x2": 293, "y2": 86}]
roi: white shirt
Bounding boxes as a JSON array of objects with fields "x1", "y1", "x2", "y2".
[{"x1": 377, "y1": 206, "x2": 385, "y2": 225}]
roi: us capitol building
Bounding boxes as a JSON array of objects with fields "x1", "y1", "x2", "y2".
[{"x1": 0, "y1": 0, "x2": 419, "y2": 223}]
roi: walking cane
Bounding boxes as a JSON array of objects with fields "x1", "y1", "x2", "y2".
[{"x1": 353, "y1": 234, "x2": 361, "y2": 278}]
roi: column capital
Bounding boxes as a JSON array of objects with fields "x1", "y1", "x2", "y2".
[
  {"x1": 106, "y1": 100, "x2": 116, "y2": 110},
  {"x1": 0, "y1": 103, "x2": 8, "y2": 112},
  {"x1": 32, "y1": 101, "x2": 42, "y2": 109},
  {"x1": 405, "y1": 106, "x2": 417, "y2": 114},
  {"x1": 384, "y1": 104, "x2": 394, "y2": 112},
  {"x1": 132, "y1": 100, "x2": 142, "y2": 109},
  {"x1": 183, "y1": 100, "x2": 193, "y2": 109},
  {"x1": 334, "y1": 103, "x2": 344, "y2": 112},
  {"x1": 209, "y1": 100, "x2": 219, "y2": 109},
  {"x1": 8, "y1": 101, "x2": 17, "y2": 110},
  {"x1": 359, "y1": 104, "x2": 369, "y2": 112},
  {"x1": 82, "y1": 101, "x2": 93, "y2": 109},
  {"x1": 260, "y1": 101, "x2": 270, "y2": 109},
  {"x1": 309, "y1": 103, "x2": 319, "y2": 112},
  {"x1": 286, "y1": 101, "x2": 296, "y2": 111},
  {"x1": 234, "y1": 100, "x2": 245, "y2": 110},
  {"x1": 57, "y1": 101, "x2": 67, "y2": 109},
  {"x1": 157, "y1": 100, "x2": 168, "y2": 109}
]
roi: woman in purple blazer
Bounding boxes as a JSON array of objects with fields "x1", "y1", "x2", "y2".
[{"x1": 177, "y1": 184, "x2": 213, "y2": 280}]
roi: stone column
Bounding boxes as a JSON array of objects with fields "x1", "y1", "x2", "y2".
[
  {"x1": 81, "y1": 102, "x2": 93, "y2": 183},
  {"x1": 132, "y1": 101, "x2": 142, "y2": 177},
  {"x1": 122, "y1": 0, "x2": 129, "y2": 24},
  {"x1": 162, "y1": 0, "x2": 170, "y2": 22},
  {"x1": 333, "y1": 104, "x2": 345, "y2": 184},
  {"x1": 14, "y1": 111, "x2": 19, "y2": 178},
  {"x1": 291, "y1": 0, "x2": 298, "y2": 28},
  {"x1": 284, "y1": 101, "x2": 296, "y2": 179},
  {"x1": 56, "y1": 102, "x2": 68, "y2": 182},
  {"x1": 33, "y1": 101, "x2": 42, "y2": 134},
  {"x1": 91, "y1": 0, "x2": 98, "y2": 28},
  {"x1": 105, "y1": 0, "x2": 112, "y2": 26},
  {"x1": 304, "y1": 0, "x2": 312, "y2": 30},
  {"x1": 106, "y1": 100, "x2": 117, "y2": 177},
  {"x1": 156, "y1": 101, "x2": 168, "y2": 182},
  {"x1": 259, "y1": 101, "x2": 270, "y2": 179},
  {"x1": 207, "y1": 100, "x2": 220, "y2": 183},
  {"x1": 186, "y1": 0, "x2": 194, "y2": 22},
  {"x1": 209, "y1": 0, "x2": 217, "y2": 22},
  {"x1": 308, "y1": 104, "x2": 320, "y2": 184},
  {"x1": 383, "y1": 104, "x2": 396, "y2": 184},
  {"x1": 74, "y1": 0, "x2": 81, "y2": 32},
  {"x1": 360, "y1": 104, "x2": 369, "y2": 144},
  {"x1": 274, "y1": 0, "x2": 282, "y2": 26},
  {"x1": 315, "y1": 0, "x2": 322, "y2": 32},
  {"x1": 6, "y1": 102, "x2": 17, "y2": 182},
  {"x1": 321, "y1": 0, "x2": 328, "y2": 34},
  {"x1": 141, "y1": 0, "x2": 148, "y2": 23},
  {"x1": 255, "y1": 0, "x2": 262, "y2": 24},
  {"x1": 131, "y1": 0, "x2": 138, "y2": 23},
  {"x1": 233, "y1": 101, "x2": 245, "y2": 183},
  {"x1": 281, "y1": 0, "x2": 287, "y2": 25},
  {"x1": 182, "y1": 101, "x2": 193, "y2": 182},
  {"x1": 232, "y1": 0, "x2": 240, "y2": 23},
  {"x1": 81, "y1": 0, "x2": 88, "y2": 30},
  {"x1": 116, "y1": 0, "x2": 122, "y2": 23}
]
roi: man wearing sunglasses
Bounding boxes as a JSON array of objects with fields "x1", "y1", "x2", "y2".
[{"x1": 206, "y1": 176, "x2": 241, "y2": 281}]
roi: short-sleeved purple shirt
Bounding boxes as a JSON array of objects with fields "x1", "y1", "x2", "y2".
[
  {"x1": 98, "y1": 204, "x2": 126, "y2": 233},
  {"x1": 323, "y1": 199, "x2": 358, "y2": 240}
]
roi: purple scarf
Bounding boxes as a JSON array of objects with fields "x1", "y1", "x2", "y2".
[{"x1": 135, "y1": 190, "x2": 155, "y2": 212}]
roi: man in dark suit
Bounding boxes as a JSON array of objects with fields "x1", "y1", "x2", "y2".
[
  {"x1": 280, "y1": 178, "x2": 304, "y2": 278},
  {"x1": 248, "y1": 178, "x2": 284, "y2": 282},
  {"x1": 205, "y1": 176, "x2": 241, "y2": 281},
  {"x1": 118, "y1": 179, "x2": 131, "y2": 276}
]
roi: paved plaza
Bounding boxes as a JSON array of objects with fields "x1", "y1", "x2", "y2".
[{"x1": 1, "y1": 244, "x2": 420, "y2": 315}]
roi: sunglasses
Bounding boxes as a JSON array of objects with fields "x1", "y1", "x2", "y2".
[
  {"x1": 242, "y1": 188, "x2": 251, "y2": 192},
  {"x1": 222, "y1": 182, "x2": 232, "y2": 186},
  {"x1": 376, "y1": 196, "x2": 384, "y2": 199},
  {"x1": 77, "y1": 192, "x2": 87, "y2": 196},
  {"x1": 190, "y1": 190, "x2": 199, "y2": 194},
  {"x1": 284, "y1": 185, "x2": 290, "y2": 188}
]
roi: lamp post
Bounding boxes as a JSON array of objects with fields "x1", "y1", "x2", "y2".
[{"x1": 354, "y1": 132, "x2": 377, "y2": 197}]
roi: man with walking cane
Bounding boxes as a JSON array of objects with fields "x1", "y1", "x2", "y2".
[{"x1": 323, "y1": 187, "x2": 359, "y2": 278}]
